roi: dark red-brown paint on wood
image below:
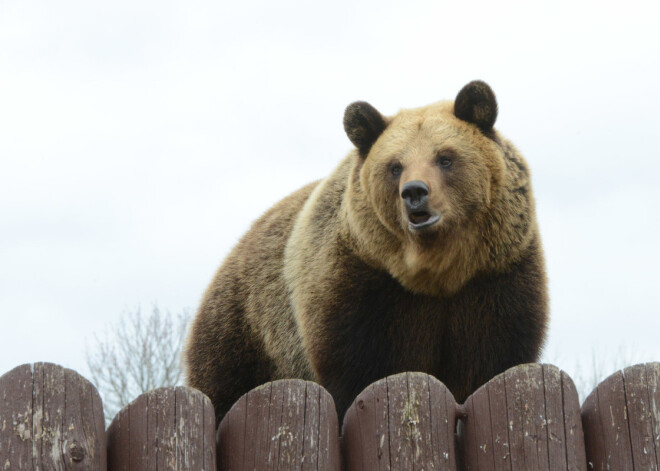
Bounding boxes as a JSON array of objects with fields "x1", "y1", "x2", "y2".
[
  {"x1": 462, "y1": 384, "x2": 496, "y2": 471},
  {"x1": 461, "y1": 363, "x2": 585, "y2": 471},
  {"x1": 343, "y1": 372, "x2": 457, "y2": 471},
  {"x1": 217, "y1": 379, "x2": 340, "y2": 470},
  {"x1": 428, "y1": 372, "x2": 458, "y2": 470},
  {"x1": 342, "y1": 372, "x2": 390, "y2": 471},
  {"x1": 646, "y1": 363, "x2": 660, "y2": 468},
  {"x1": 217, "y1": 392, "x2": 248, "y2": 471},
  {"x1": 540, "y1": 365, "x2": 567, "y2": 470},
  {"x1": 582, "y1": 362, "x2": 660, "y2": 471},
  {"x1": 0, "y1": 363, "x2": 106, "y2": 470},
  {"x1": 582, "y1": 369, "x2": 634, "y2": 470},
  {"x1": 559, "y1": 370, "x2": 586, "y2": 471},
  {"x1": 176, "y1": 386, "x2": 216, "y2": 471},
  {"x1": 623, "y1": 364, "x2": 657, "y2": 470},
  {"x1": 486, "y1": 372, "x2": 511, "y2": 471},
  {"x1": 107, "y1": 386, "x2": 215, "y2": 470}
]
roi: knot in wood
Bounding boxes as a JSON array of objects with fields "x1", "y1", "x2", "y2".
[{"x1": 69, "y1": 441, "x2": 86, "y2": 462}]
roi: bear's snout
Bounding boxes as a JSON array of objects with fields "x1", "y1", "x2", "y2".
[
  {"x1": 401, "y1": 180, "x2": 429, "y2": 210},
  {"x1": 401, "y1": 180, "x2": 441, "y2": 230}
]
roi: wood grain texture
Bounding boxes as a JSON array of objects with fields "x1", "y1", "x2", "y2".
[
  {"x1": 217, "y1": 379, "x2": 340, "y2": 471},
  {"x1": 461, "y1": 363, "x2": 585, "y2": 471},
  {"x1": 106, "y1": 386, "x2": 215, "y2": 471},
  {"x1": 582, "y1": 362, "x2": 660, "y2": 471},
  {"x1": 560, "y1": 369, "x2": 586, "y2": 470},
  {"x1": 0, "y1": 362, "x2": 106, "y2": 470},
  {"x1": 342, "y1": 372, "x2": 457, "y2": 471}
]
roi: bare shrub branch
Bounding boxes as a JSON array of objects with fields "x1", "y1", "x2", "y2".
[{"x1": 85, "y1": 305, "x2": 190, "y2": 425}]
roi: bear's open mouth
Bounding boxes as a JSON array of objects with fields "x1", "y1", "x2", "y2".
[
  {"x1": 408, "y1": 212, "x2": 441, "y2": 230},
  {"x1": 409, "y1": 212, "x2": 431, "y2": 225}
]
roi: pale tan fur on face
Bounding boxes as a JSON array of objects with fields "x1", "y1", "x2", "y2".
[{"x1": 341, "y1": 101, "x2": 536, "y2": 296}]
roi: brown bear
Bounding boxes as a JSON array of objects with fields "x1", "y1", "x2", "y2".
[{"x1": 184, "y1": 80, "x2": 548, "y2": 424}]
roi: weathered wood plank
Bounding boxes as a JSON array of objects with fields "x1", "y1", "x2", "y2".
[
  {"x1": 541, "y1": 365, "x2": 567, "y2": 470},
  {"x1": 107, "y1": 386, "x2": 215, "y2": 470},
  {"x1": 624, "y1": 364, "x2": 658, "y2": 470},
  {"x1": 463, "y1": 386, "x2": 496, "y2": 470},
  {"x1": 486, "y1": 373, "x2": 511, "y2": 471},
  {"x1": 106, "y1": 407, "x2": 129, "y2": 471},
  {"x1": 343, "y1": 372, "x2": 457, "y2": 471},
  {"x1": 510, "y1": 364, "x2": 549, "y2": 470},
  {"x1": 0, "y1": 363, "x2": 105, "y2": 470},
  {"x1": 128, "y1": 392, "x2": 149, "y2": 468},
  {"x1": 560, "y1": 370, "x2": 585, "y2": 470},
  {"x1": 148, "y1": 388, "x2": 175, "y2": 470},
  {"x1": 277, "y1": 381, "x2": 306, "y2": 468},
  {"x1": 462, "y1": 363, "x2": 585, "y2": 471},
  {"x1": 0, "y1": 364, "x2": 34, "y2": 470},
  {"x1": 301, "y1": 383, "x2": 321, "y2": 471},
  {"x1": 407, "y1": 372, "x2": 436, "y2": 469},
  {"x1": 217, "y1": 393, "x2": 247, "y2": 471},
  {"x1": 342, "y1": 376, "x2": 378, "y2": 471},
  {"x1": 217, "y1": 379, "x2": 340, "y2": 470},
  {"x1": 265, "y1": 380, "x2": 285, "y2": 469},
  {"x1": 317, "y1": 383, "x2": 341, "y2": 470},
  {"x1": 62, "y1": 366, "x2": 107, "y2": 470},
  {"x1": 646, "y1": 363, "x2": 660, "y2": 467},
  {"x1": 428, "y1": 373, "x2": 457, "y2": 469},
  {"x1": 175, "y1": 386, "x2": 215, "y2": 470},
  {"x1": 386, "y1": 373, "x2": 413, "y2": 470}
]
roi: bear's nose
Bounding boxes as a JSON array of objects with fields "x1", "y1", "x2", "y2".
[{"x1": 401, "y1": 180, "x2": 429, "y2": 209}]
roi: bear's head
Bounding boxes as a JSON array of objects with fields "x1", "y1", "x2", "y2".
[{"x1": 342, "y1": 81, "x2": 536, "y2": 296}]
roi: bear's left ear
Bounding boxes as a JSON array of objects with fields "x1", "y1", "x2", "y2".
[
  {"x1": 454, "y1": 80, "x2": 498, "y2": 133},
  {"x1": 343, "y1": 101, "x2": 387, "y2": 157}
]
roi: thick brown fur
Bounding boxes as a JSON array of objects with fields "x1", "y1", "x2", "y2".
[{"x1": 185, "y1": 81, "x2": 548, "y2": 423}]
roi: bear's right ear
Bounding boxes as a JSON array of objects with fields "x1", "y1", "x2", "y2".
[
  {"x1": 343, "y1": 101, "x2": 387, "y2": 157},
  {"x1": 454, "y1": 80, "x2": 498, "y2": 133}
]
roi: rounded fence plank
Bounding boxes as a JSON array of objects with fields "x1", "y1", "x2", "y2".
[
  {"x1": 582, "y1": 362, "x2": 660, "y2": 471},
  {"x1": 461, "y1": 363, "x2": 585, "y2": 471},
  {"x1": 0, "y1": 363, "x2": 106, "y2": 470},
  {"x1": 217, "y1": 379, "x2": 340, "y2": 471},
  {"x1": 107, "y1": 386, "x2": 215, "y2": 471},
  {"x1": 624, "y1": 364, "x2": 658, "y2": 470},
  {"x1": 343, "y1": 372, "x2": 458, "y2": 471},
  {"x1": 582, "y1": 370, "x2": 633, "y2": 470}
]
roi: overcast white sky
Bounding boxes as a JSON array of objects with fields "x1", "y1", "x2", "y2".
[{"x1": 1, "y1": 0, "x2": 659, "y2": 400}]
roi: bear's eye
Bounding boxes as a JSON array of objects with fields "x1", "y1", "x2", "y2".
[
  {"x1": 390, "y1": 162, "x2": 403, "y2": 177},
  {"x1": 437, "y1": 156, "x2": 453, "y2": 168}
]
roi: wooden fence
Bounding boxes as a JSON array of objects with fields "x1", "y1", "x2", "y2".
[{"x1": 1, "y1": 361, "x2": 660, "y2": 470}]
